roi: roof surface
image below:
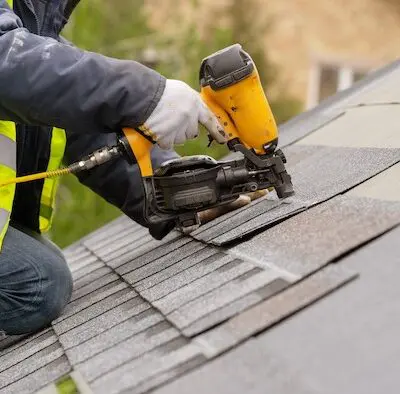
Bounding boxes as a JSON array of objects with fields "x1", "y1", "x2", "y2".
[{"x1": 1, "y1": 59, "x2": 400, "y2": 394}]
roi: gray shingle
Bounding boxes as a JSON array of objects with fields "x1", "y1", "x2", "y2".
[
  {"x1": 0, "y1": 343, "x2": 65, "y2": 389},
  {"x1": 86, "y1": 226, "x2": 148, "y2": 259},
  {"x1": 54, "y1": 287, "x2": 138, "y2": 335},
  {"x1": 141, "y1": 253, "x2": 245, "y2": 302},
  {"x1": 67, "y1": 253, "x2": 99, "y2": 273},
  {"x1": 66, "y1": 309, "x2": 165, "y2": 364},
  {"x1": 132, "y1": 355, "x2": 207, "y2": 394},
  {"x1": 55, "y1": 281, "x2": 127, "y2": 323},
  {"x1": 230, "y1": 195, "x2": 400, "y2": 277},
  {"x1": 192, "y1": 144, "x2": 399, "y2": 246},
  {"x1": 78, "y1": 323, "x2": 180, "y2": 382},
  {"x1": 296, "y1": 105, "x2": 400, "y2": 149},
  {"x1": 167, "y1": 269, "x2": 282, "y2": 332},
  {"x1": 196, "y1": 264, "x2": 357, "y2": 357},
  {"x1": 88, "y1": 228, "x2": 177, "y2": 262},
  {"x1": 82, "y1": 216, "x2": 138, "y2": 247},
  {"x1": 101, "y1": 231, "x2": 183, "y2": 265},
  {"x1": 130, "y1": 248, "x2": 225, "y2": 293},
  {"x1": 184, "y1": 278, "x2": 290, "y2": 337},
  {"x1": 285, "y1": 145, "x2": 400, "y2": 205},
  {"x1": 279, "y1": 112, "x2": 344, "y2": 148},
  {"x1": 347, "y1": 163, "x2": 400, "y2": 202},
  {"x1": 1, "y1": 335, "x2": 36, "y2": 354},
  {"x1": 210, "y1": 200, "x2": 306, "y2": 245},
  {"x1": 72, "y1": 265, "x2": 113, "y2": 291},
  {"x1": 71, "y1": 260, "x2": 104, "y2": 281},
  {"x1": 247, "y1": 226, "x2": 400, "y2": 394},
  {"x1": 90, "y1": 342, "x2": 205, "y2": 394},
  {"x1": 120, "y1": 241, "x2": 207, "y2": 281},
  {"x1": 153, "y1": 259, "x2": 257, "y2": 314},
  {"x1": 191, "y1": 195, "x2": 283, "y2": 242},
  {"x1": 57, "y1": 297, "x2": 151, "y2": 349},
  {"x1": 1, "y1": 356, "x2": 71, "y2": 394},
  {"x1": 64, "y1": 248, "x2": 93, "y2": 266},
  {"x1": 69, "y1": 273, "x2": 120, "y2": 302},
  {"x1": 191, "y1": 194, "x2": 275, "y2": 237},
  {"x1": 152, "y1": 337, "x2": 317, "y2": 394},
  {"x1": 63, "y1": 244, "x2": 87, "y2": 259},
  {"x1": 113, "y1": 235, "x2": 191, "y2": 273},
  {"x1": 0, "y1": 327, "x2": 52, "y2": 354},
  {"x1": 0, "y1": 330, "x2": 58, "y2": 373}
]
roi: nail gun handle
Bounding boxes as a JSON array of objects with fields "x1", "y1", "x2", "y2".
[
  {"x1": 122, "y1": 127, "x2": 154, "y2": 177},
  {"x1": 200, "y1": 90, "x2": 240, "y2": 143}
]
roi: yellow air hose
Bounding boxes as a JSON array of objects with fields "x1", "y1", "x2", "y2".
[
  {"x1": 0, "y1": 167, "x2": 73, "y2": 187},
  {"x1": 0, "y1": 145, "x2": 122, "y2": 187}
]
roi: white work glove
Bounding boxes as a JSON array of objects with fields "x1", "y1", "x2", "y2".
[{"x1": 138, "y1": 79, "x2": 227, "y2": 149}]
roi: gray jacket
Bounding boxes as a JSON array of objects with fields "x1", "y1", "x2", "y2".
[{"x1": 0, "y1": 0, "x2": 178, "y2": 239}]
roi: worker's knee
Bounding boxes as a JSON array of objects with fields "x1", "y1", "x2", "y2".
[
  {"x1": 0, "y1": 230, "x2": 73, "y2": 335},
  {"x1": 36, "y1": 250, "x2": 73, "y2": 324}
]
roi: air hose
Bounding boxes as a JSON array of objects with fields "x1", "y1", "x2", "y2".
[{"x1": 0, "y1": 145, "x2": 122, "y2": 187}]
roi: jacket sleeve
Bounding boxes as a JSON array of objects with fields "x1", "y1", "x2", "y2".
[
  {"x1": 64, "y1": 130, "x2": 180, "y2": 239},
  {"x1": 0, "y1": 0, "x2": 165, "y2": 132}
]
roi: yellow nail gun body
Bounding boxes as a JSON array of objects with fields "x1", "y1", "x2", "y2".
[
  {"x1": 1, "y1": 44, "x2": 294, "y2": 232},
  {"x1": 120, "y1": 44, "x2": 294, "y2": 229}
]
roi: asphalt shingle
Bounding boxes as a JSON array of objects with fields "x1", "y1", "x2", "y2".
[
  {"x1": 279, "y1": 112, "x2": 344, "y2": 148},
  {"x1": 196, "y1": 264, "x2": 357, "y2": 358},
  {"x1": 0, "y1": 343, "x2": 65, "y2": 390},
  {"x1": 53, "y1": 287, "x2": 138, "y2": 335},
  {"x1": 230, "y1": 195, "x2": 400, "y2": 277},
  {"x1": 244, "y1": 226, "x2": 400, "y2": 394},
  {"x1": 65, "y1": 309, "x2": 165, "y2": 364},
  {"x1": 57, "y1": 296, "x2": 151, "y2": 349},
  {"x1": 192, "y1": 143, "x2": 399, "y2": 245},
  {"x1": 0, "y1": 328, "x2": 51, "y2": 354},
  {"x1": 69, "y1": 273, "x2": 120, "y2": 302},
  {"x1": 347, "y1": 163, "x2": 400, "y2": 202},
  {"x1": 152, "y1": 337, "x2": 317, "y2": 394},
  {"x1": 71, "y1": 265, "x2": 113, "y2": 291},
  {"x1": 89, "y1": 230, "x2": 182, "y2": 265},
  {"x1": 137, "y1": 253, "x2": 238, "y2": 299},
  {"x1": 56, "y1": 280, "x2": 127, "y2": 322},
  {"x1": 90, "y1": 342, "x2": 205, "y2": 394},
  {"x1": 120, "y1": 240, "x2": 207, "y2": 281},
  {"x1": 152, "y1": 259, "x2": 262, "y2": 315},
  {"x1": 0, "y1": 356, "x2": 71, "y2": 394},
  {"x1": 0, "y1": 330, "x2": 57, "y2": 373},
  {"x1": 184, "y1": 278, "x2": 290, "y2": 337},
  {"x1": 77, "y1": 322, "x2": 181, "y2": 382},
  {"x1": 105, "y1": 233, "x2": 189, "y2": 270},
  {"x1": 286, "y1": 145, "x2": 400, "y2": 205},
  {"x1": 297, "y1": 106, "x2": 400, "y2": 149},
  {"x1": 70, "y1": 259, "x2": 104, "y2": 281},
  {"x1": 167, "y1": 268, "x2": 283, "y2": 334}
]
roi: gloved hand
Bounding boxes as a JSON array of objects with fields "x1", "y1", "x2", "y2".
[{"x1": 138, "y1": 79, "x2": 227, "y2": 149}]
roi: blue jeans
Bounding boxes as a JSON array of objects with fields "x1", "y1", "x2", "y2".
[{"x1": 0, "y1": 224, "x2": 73, "y2": 335}]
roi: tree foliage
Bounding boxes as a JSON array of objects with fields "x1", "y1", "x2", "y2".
[{"x1": 50, "y1": 0, "x2": 301, "y2": 248}]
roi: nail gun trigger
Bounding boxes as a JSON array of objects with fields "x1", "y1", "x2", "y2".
[{"x1": 207, "y1": 134, "x2": 214, "y2": 148}]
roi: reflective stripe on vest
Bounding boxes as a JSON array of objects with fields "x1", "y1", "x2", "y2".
[
  {"x1": 39, "y1": 127, "x2": 66, "y2": 232},
  {"x1": 1, "y1": 0, "x2": 66, "y2": 241},
  {"x1": 0, "y1": 121, "x2": 16, "y2": 249}
]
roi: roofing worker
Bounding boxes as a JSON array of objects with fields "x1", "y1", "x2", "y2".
[{"x1": 0, "y1": 0, "x2": 228, "y2": 335}]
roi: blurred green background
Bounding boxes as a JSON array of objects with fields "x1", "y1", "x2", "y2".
[{"x1": 50, "y1": 0, "x2": 301, "y2": 248}]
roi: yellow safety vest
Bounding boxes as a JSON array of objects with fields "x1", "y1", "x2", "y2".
[{"x1": 0, "y1": 0, "x2": 66, "y2": 249}]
